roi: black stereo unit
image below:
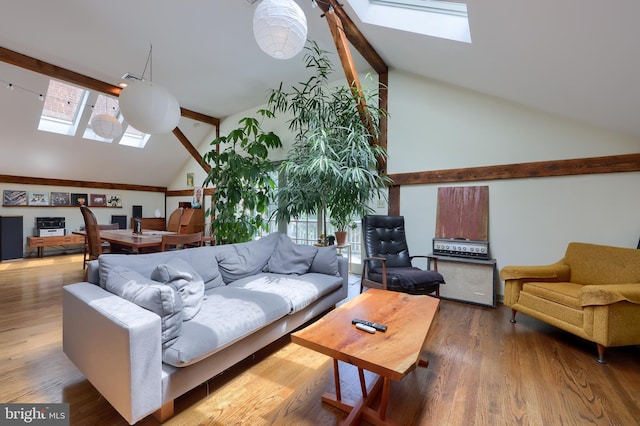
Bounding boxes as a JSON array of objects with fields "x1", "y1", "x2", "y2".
[
  {"x1": 433, "y1": 237, "x2": 490, "y2": 259},
  {"x1": 36, "y1": 217, "x2": 65, "y2": 230}
]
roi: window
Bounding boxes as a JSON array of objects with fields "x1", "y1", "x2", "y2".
[
  {"x1": 119, "y1": 125, "x2": 151, "y2": 148},
  {"x1": 38, "y1": 80, "x2": 88, "y2": 135},
  {"x1": 38, "y1": 79, "x2": 151, "y2": 148},
  {"x1": 349, "y1": 0, "x2": 471, "y2": 43},
  {"x1": 83, "y1": 94, "x2": 121, "y2": 143}
]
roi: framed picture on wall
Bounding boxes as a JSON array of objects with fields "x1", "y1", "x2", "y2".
[
  {"x1": 71, "y1": 193, "x2": 88, "y2": 206},
  {"x1": 28, "y1": 191, "x2": 49, "y2": 206},
  {"x1": 186, "y1": 172, "x2": 194, "y2": 188},
  {"x1": 106, "y1": 194, "x2": 122, "y2": 207},
  {"x1": 50, "y1": 192, "x2": 70, "y2": 206},
  {"x1": 90, "y1": 194, "x2": 107, "y2": 207},
  {"x1": 3, "y1": 190, "x2": 27, "y2": 206}
]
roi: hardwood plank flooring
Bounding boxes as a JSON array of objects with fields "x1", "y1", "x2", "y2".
[{"x1": 0, "y1": 254, "x2": 638, "y2": 425}]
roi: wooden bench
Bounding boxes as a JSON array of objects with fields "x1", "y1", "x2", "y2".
[{"x1": 27, "y1": 235, "x2": 86, "y2": 258}]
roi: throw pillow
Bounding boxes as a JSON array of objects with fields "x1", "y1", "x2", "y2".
[
  {"x1": 310, "y1": 245, "x2": 340, "y2": 276},
  {"x1": 105, "y1": 266, "x2": 183, "y2": 348},
  {"x1": 151, "y1": 257, "x2": 205, "y2": 321},
  {"x1": 267, "y1": 234, "x2": 318, "y2": 274},
  {"x1": 215, "y1": 232, "x2": 280, "y2": 283}
]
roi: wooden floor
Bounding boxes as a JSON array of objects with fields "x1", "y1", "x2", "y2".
[{"x1": 1, "y1": 254, "x2": 639, "y2": 426}]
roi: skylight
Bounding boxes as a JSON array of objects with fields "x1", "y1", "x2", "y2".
[
  {"x1": 38, "y1": 79, "x2": 151, "y2": 149},
  {"x1": 38, "y1": 80, "x2": 88, "y2": 135},
  {"x1": 83, "y1": 94, "x2": 121, "y2": 143},
  {"x1": 348, "y1": 0, "x2": 471, "y2": 43}
]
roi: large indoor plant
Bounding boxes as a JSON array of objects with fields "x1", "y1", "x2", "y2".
[
  {"x1": 269, "y1": 41, "x2": 390, "y2": 242},
  {"x1": 202, "y1": 112, "x2": 282, "y2": 244}
]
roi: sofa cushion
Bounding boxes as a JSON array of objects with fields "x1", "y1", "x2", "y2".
[
  {"x1": 522, "y1": 282, "x2": 583, "y2": 309},
  {"x1": 162, "y1": 286, "x2": 290, "y2": 367},
  {"x1": 215, "y1": 232, "x2": 280, "y2": 283},
  {"x1": 98, "y1": 246, "x2": 224, "y2": 291},
  {"x1": 564, "y1": 242, "x2": 640, "y2": 285},
  {"x1": 267, "y1": 234, "x2": 318, "y2": 274},
  {"x1": 105, "y1": 266, "x2": 183, "y2": 348},
  {"x1": 229, "y1": 272, "x2": 343, "y2": 313},
  {"x1": 310, "y1": 245, "x2": 340, "y2": 276},
  {"x1": 151, "y1": 258, "x2": 205, "y2": 321}
]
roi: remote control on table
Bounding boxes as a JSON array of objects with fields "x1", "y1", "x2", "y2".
[
  {"x1": 355, "y1": 323, "x2": 376, "y2": 333},
  {"x1": 352, "y1": 318, "x2": 387, "y2": 332}
]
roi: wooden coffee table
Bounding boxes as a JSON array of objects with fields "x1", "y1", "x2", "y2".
[{"x1": 291, "y1": 288, "x2": 440, "y2": 426}]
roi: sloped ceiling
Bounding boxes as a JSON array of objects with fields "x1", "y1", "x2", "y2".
[{"x1": 0, "y1": 0, "x2": 639, "y2": 188}]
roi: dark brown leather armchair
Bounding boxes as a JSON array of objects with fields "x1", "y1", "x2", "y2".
[{"x1": 361, "y1": 215, "x2": 445, "y2": 295}]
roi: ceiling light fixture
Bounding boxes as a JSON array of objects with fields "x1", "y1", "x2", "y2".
[
  {"x1": 91, "y1": 96, "x2": 122, "y2": 140},
  {"x1": 253, "y1": 0, "x2": 308, "y2": 60},
  {"x1": 118, "y1": 45, "x2": 181, "y2": 134}
]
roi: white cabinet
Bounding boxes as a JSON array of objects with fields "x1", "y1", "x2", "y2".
[{"x1": 428, "y1": 255, "x2": 497, "y2": 307}]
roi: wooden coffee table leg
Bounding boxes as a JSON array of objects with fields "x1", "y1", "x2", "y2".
[
  {"x1": 333, "y1": 358, "x2": 342, "y2": 402},
  {"x1": 322, "y1": 359, "x2": 356, "y2": 413},
  {"x1": 358, "y1": 367, "x2": 367, "y2": 398}
]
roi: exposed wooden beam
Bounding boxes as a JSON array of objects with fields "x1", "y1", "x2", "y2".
[
  {"x1": 324, "y1": 9, "x2": 378, "y2": 147},
  {"x1": 0, "y1": 174, "x2": 166, "y2": 193},
  {"x1": 378, "y1": 71, "x2": 388, "y2": 173},
  {"x1": 0, "y1": 46, "x2": 220, "y2": 126},
  {"x1": 0, "y1": 46, "x2": 121, "y2": 97},
  {"x1": 172, "y1": 127, "x2": 211, "y2": 174},
  {"x1": 180, "y1": 107, "x2": 220, "y2": 127},
  {"x1": 318, "y1": 1, "x2": 388, "y2": 75},
  {"x1": 388, "y1": 153, "x2": 640, "y2": 186},
  {"x1": 166, "y1": 188, "x2": 214, "y2": 197}
]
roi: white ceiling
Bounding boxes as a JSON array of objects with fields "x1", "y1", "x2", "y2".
[{"x1": 1, "y1": 0, "x2": 639, "y2": 187}]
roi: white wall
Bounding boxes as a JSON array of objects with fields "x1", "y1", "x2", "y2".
[
  {"x1": 167, "y1": 68, "x2": 640, "y2": 300},
  {"x1": 388, "y1": 70, "x2": 640, "y2": 296},
  {"x1": 0, "y1": 182, "x2": 165, "y2": 256}
]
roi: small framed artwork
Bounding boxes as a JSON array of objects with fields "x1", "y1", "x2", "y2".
[
  {"x1": 106, "y1": 194, "x2": 122, "y2": 207},
  {"x1": 90, "y1": 194, "x2": 107, "y2": 207},
  {"x1": 192, "y1": 187, "x2": 203, "y2": 208},
  {"x1": 186, "y1": 172, "x2": 194, "y2": 188},
  {"x1": 3, "y1": 190, "x2": 27, "y2": 206},
  {"x1": 28, "y1": 191, "x2": 49, "y2": 206},
  {"x1": 50, "y1": 192, "x2": 70, "y2": 206},
  {"x1": 71, "y1": 193, "x2": 88, "y2": 206}
]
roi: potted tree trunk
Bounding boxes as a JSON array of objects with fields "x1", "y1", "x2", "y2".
[{"x1": 269, "y1": 41, "x2": 390, "y2": 239}]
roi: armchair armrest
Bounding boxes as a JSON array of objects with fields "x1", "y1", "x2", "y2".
[
  {"x1": 500, "y1": 260, "x2": 570, "y2": 281},
  {"x1": 361, "y1": 256, "x2": 389, "y2": 290},
  {"x1": 580, "y1": 283, "x2": 640, "y2": 306},
  {"x1": 501, "y1": 260, "x2": 571, "y2": 306}
]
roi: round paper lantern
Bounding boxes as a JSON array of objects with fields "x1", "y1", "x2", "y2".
[
  {"x1": 253, "y1": 0, "x2": 307, "y2": 60},
  {"x1": 91, "y1": 114, "x2": 123, "y2": 139},
  {"x1": 118, "y1": 80, "x2": 181, "y2": 134}
]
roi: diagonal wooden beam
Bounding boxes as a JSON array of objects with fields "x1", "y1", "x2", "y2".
[
  {"x1": 318, "y1": 4, "x2": 387, "y2": 171},
  {"x1": 317, "y1": 1, "x2": 387, "y2": 75},
  {"x1": 324, "y1": 10, "x2": 375, "y2": 136},
  {"x1": 172, "y1": 127, "x2": 211, "y2": 174},
  {"x1": 0, "y1": 46, "x2": 219, "y2": 170}
]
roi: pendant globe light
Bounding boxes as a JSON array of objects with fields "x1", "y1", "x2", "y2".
[
  {"x1": 119, "y1": 80, "x2": 180, "y2": 134},
  {"x1": 90, "y1": 95, "x2": 123, "y2": 139},
  {"x1": 91, "y1": 114, "x2": 122, "y2": 139},
  {"x1": 118, "y1": 45, "x2": 181, "y2": 134},
  {"x1": 253, "y1": 0, "x2": 308, "y2": 60}
]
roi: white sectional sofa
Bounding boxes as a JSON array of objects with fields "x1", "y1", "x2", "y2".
[{"x1": 63, "y1": 232, "x2": 348, "y2": 424}]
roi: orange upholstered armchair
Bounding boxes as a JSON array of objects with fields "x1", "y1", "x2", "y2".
[{"x1": 501, "y1": 242, "x2": 640, "y2": 363}]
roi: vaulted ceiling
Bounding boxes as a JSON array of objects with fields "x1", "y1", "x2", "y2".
[{"x1": 1, "y1": 0, "x2": 639, "y2": 188}]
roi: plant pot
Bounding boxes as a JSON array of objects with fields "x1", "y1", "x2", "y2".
[{"x1": 335, "y1": 231, "x2": 347, "y2": 246}]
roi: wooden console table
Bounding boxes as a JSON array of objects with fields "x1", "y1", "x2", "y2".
[{"x1": 27, "y1": 235, "x2": 85, "y2": 258}]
